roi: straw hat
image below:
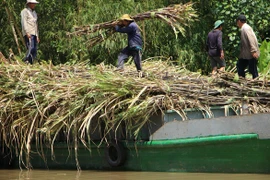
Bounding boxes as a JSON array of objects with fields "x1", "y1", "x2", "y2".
[
  {"x1": 26, "y1": 0, "x2": 39, "y2": 4},
  {"x1": 119, "y1": 14, "x2": 134, "y2": 21},
  {"x1": 214, "y1": 20, "x2": 224, "y2": 29}
]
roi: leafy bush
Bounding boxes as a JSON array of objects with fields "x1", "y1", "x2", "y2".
[{"x1": 259, "y1": 40, "x2": 270, "y2": 75}]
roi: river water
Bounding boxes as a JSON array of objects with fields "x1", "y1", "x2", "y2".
[{"x1": 0, "y1": 170, "x2": 269, "y2": 180}]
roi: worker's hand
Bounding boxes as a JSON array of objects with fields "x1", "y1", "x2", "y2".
[
  {"x1": 117, "y1": 21, "x2": 124, "y2": 26},
  {"x1": 112, "y1": 21, "x2": 118, "y2": 26},
  {"x1": 252, "y1": 52, "x2": 259, "y2": 59},
  {"x1": 37, "y1": 37, "x2": 40, "y2": 43},
  {"x1": 26, "y1": 33, "x2": 31, "y2": 39},
  {"x1": 220, "y1": 51, "x2": 225, "y2": 60}
]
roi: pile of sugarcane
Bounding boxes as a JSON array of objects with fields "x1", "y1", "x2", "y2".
[
  {"x1": 67, "y1": 2, "x2": 197, "y2": 47},
  {"x1": 0, "y1": 58, "x2": 269, "y2": 168}
]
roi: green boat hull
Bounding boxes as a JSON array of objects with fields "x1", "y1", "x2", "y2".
[
  {"x1": 8, "y1": 134, "x2": 269, "y2": 173},
  {"x1": 2, "y1": 110, "x2": 270, "y2": 173}
]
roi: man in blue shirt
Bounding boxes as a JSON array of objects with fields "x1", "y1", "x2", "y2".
[{"x1": 115, "y1": 14, "x2": 143, "y2": 73}]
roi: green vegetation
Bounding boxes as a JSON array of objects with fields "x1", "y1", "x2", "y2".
[
  {"x1": 1, "y1": 0, "x2": 270, "y2": 74},
  {"x1": 259, "y1": 40, "x2": 270, "y2": 75}
]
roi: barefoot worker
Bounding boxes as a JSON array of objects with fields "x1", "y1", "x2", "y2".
[{"x1": 206, "y1": 20, "x2": 225, "y2": 76}]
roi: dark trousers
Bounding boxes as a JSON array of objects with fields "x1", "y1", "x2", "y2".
[
  {"x1": 24, "y1": 35, "x2": 38, "y2": 64},
  {"x1": 118, "y1": 46, "x2": 142, "y2": 71},
  {"x1": 237, "y1": 58, "x2": 258, "y2": 79}
]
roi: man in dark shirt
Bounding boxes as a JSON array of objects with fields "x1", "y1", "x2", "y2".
[
  {"x1": 114, "y1": 14, "x2": 143, "y2": 74},
  {"x1": 206, "y1": 20, "x2": 225, "y2": 76}
]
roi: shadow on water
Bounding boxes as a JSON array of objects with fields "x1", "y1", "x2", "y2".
[{"x1": 0, "y1": 170, "x2": 270, "y2": 180}]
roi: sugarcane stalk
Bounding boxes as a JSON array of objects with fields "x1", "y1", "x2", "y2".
[
  {"x1": 4, "y1": 0, "x2": 23, "y2": 55},
  {"x1": 67, "y1": 2, "x2": 197, "y2": 38}
]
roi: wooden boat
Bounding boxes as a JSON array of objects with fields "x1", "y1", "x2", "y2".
[{"x1": 1, "y1": 106, "x2": 270, "y2": 173}]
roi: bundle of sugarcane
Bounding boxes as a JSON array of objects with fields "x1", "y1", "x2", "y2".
[
  {"x1": 67, "y1": 2, "x2": 197, "y2": 47},
  {"x1": 0, "y1": 60, "x2": 269, "y2": 168},
  {"x1": 0, "y1": 51, "x2": 10, "y2": 64}
]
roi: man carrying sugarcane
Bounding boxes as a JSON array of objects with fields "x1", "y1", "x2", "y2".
[
  {"x1": 21, "y1": 0, "x2": 40, "y2": 64},
  {"x1": 114, "y1": 14, "x2": 143, "y2": 75}
]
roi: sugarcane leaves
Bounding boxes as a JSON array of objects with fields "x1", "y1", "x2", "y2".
[
  {"x1": 156, "y1": 14, "x2": 180, "y2": 39},
  {"x1": 258, "y1": 40, "x2": 270, "y2": 76},
  {"x1": 70, "y1": 2, "x2": 198, "y2": 43},
  {"x1": 1, "y1": 59, "x2": 269, "y2": 169}
]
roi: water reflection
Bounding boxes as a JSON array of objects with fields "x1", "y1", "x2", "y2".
[{"x1": 0, "y1": 170, "x2": 269, "y2": 180}]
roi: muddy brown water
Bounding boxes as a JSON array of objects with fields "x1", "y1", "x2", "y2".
[{"x1": 0, "y1": 170, "x2": 269, "y2": 180}]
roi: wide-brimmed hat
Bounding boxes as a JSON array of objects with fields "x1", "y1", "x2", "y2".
[
  {"x1": 214, "y1": 20, "x2": 224, "y2": 29},
  {"x1": 119, "y1": 14, "x2": 134, "y2": 21},
  {"x1": 26, "y1": 0, "x2": 39, "y2": 4}
]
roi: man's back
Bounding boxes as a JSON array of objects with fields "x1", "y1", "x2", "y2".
[{"x1": 206, "y1": 29, "x2": 222, "y2": 57}]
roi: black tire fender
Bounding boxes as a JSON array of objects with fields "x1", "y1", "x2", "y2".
[{"x1": 105, "y1": 141, "x2": 126, "y2": 167}]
